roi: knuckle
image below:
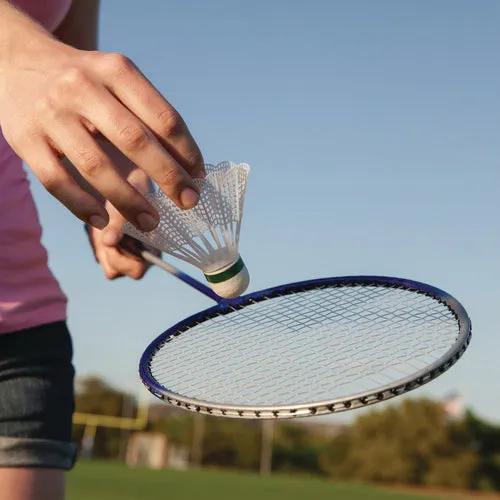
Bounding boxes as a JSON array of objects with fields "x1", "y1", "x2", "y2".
[
  {"x1": 38, "y1": 170, "x2": 64, "y2": 194},
  {"x1": 104, "y1": 269, "x2": 119, "y2": 280},
  {"x1": 101, "y1": 262, "x2": 120, "y2": 280},
  {"x1": 118, "y1": 124, "x2": 149, "y2": 152},
  {"x1": 158, "y1": 167, "x2": 183, "y2": 190},
  {"x1": 34, "y1": 96, "x2": 55, "y2": 116},
  {"x1": 103, "y1": 52, "x2": 134, "y2": 77},
  {"x1": 58, "y1": 67, "x2": 90, "y2": 91},
  {"x1": 130, "y1": 266, "x2": 146, "y2": 280},
  {"x1": 184, "y1": 149, "x2": 204, "y2": 172},
  {"x1": 75, "y1": 149, "x2": 107, "y2": 178},
  {"x1": 35, "y1": 96, "x2": 64, "y2": 122},
  {"x1": 157, "y1": 108, "x2": 183, "y2": 137},
  {"x1": 45, "y1": 67, "x2": 92, "y2": 109}
]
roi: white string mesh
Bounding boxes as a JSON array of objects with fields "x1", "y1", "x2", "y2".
[
  {"x1": 149, "y1": 285, "x2": 460, "y2": 407},
  {"x1": 123, "y1": 162, "x2": 250, "y2": 272}
]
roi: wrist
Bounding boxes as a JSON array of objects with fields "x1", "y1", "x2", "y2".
[
  {"x1": 0, "y1": 2, "x2": 73, "y2": 112},
  {"x1": 0, "y1": 2, "x2": 51, "y2": 67}
]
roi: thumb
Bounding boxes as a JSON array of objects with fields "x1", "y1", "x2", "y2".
[{"x1": 101, "y1": 204, "x2": 126, "y2": 247}]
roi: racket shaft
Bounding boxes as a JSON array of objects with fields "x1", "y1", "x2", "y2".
[{"x1": 141, "y1": 251, "x2": 222, "y2": 303}]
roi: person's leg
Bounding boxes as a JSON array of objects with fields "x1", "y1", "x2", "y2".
[
  {"x1": 0, "y1": 468, "x2": 65, "y2": 500},
  {"x1": 0, "y1": 322, "x2": 77, "y2": 500}
]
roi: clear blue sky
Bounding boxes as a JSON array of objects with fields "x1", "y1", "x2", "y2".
[{"x1": 29, "y1": 0, "x2": 500, "y2": 422}]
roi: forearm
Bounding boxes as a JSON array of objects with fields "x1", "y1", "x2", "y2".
[{"x1": 0, "y1": 1, "x2": 57, "y2": 73}]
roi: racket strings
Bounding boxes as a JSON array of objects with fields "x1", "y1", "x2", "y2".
[{"x1": 149, "y1": 285, "x2": 459, "y2": 407}]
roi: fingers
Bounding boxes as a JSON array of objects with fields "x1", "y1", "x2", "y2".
[
  {"x1": 96, "y1": 244, "x2": 149, "y2": 280},
  {"x1": 76, "y1": 83, "x2": 201, "y2": 210},
  {"x1": 90, "y1": 221, "x2": 150, "y2": 280},
  {"x1": 97, "y1": 53, "x2": 205, "y2": 179},
  {"x1": 94, "y1": 201, "x2": 150, "y2": 280},
  {"x1": 47, "y1": 118, "x2": 160, "y2": 232},
  {"x1": 23, "y1": 141, "x2": 109, "y2": 228},
  {"x1": 100, "y1": 199, "x2": 130, "y2": 248}
]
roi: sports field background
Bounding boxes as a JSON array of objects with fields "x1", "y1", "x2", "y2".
[{"x1": 67, "y1": 460, "x2": 499, "y2": 500}]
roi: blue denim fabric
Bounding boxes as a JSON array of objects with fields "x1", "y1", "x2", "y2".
[{"x1": 0, "y1": 321, "x2": 77, "y2": 469}]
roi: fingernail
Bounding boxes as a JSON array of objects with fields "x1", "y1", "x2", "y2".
[
  {"x1": 180, "y1": 187, "x2": 200, "y2": 209},
  {"x1": 102, "y1": 229, "x2": 121, "y2": 246},
  {"x1": 137, "y1": 212, "x2": 158, "y2": 232},
  {"x1": 89, "y1": 215, "x2": 108, "y2": 230}
]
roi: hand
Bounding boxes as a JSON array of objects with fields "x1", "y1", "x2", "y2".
[
  {"x1": 86, "y1": 199, "x2": 160, "y2": 281},
  {"x1": 81, "y1": 141, "x2": 160, "y2": 280},
  {"x1": 0, "y1": 21, "x2": 204, "y2": 233}
]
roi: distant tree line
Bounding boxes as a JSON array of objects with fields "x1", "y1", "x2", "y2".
[{"x1": 73, "y1": 376, "x2": 500, "y2": 492}]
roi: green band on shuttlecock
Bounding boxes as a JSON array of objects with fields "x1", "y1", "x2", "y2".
[{"x1": 204, "y1": 257, "x2": 245, "y2": 284}]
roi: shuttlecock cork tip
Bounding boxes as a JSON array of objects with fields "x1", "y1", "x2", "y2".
[{"x1": 204, "y1": 256, "x2": 250, "y2": 299}]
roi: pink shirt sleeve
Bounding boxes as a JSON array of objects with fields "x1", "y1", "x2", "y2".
[{"x1": 11, "y1": 0, "x2": 72, "y2": 32}]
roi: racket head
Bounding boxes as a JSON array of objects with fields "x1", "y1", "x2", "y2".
[{"x1": 140, "y1": 276, "x2": 471, "y2": 419}]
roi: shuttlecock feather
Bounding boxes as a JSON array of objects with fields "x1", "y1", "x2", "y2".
[{"x1": 123, "y1": 161, "x2": 250, "y2": 298}]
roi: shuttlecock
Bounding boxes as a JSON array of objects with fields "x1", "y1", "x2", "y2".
[{"x1": 123, "y1": 161, "x2": 250, "y2": 299}]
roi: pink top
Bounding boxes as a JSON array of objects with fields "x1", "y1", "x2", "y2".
[{"x1": 0, "y1": 0, "x2": 72, "y2": 334}]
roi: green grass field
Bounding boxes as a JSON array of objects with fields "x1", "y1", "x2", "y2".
[{"x1": 67, "y1": 461, "x2": 453, "y2": 500}]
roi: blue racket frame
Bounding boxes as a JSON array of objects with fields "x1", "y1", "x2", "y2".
[{"x1": 138, "y1": 250, "x2": 472, "y2": 419}]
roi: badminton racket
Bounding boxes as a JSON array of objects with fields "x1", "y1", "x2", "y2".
[{"x1": 117, "y1": 235, "x2": 471, "y2": 420}]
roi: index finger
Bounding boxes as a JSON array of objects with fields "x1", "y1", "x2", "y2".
[{"x1": 99, "y1": 53, "x2": 205, "y2": 179}]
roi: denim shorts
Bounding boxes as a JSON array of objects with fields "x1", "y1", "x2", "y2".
[{"x1": 0, "y1": 321, "x2": 77, "y2": 469}]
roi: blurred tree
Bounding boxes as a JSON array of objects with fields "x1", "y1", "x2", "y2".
[
  {"x1": 319, "y1": 398, "x2": 478, "y2": 489},
  {"x1": 150, "y1": 415, "x2": 261, "y2": 470},
  {"x1": 201, "y1": 418, "x2": 260, "y2": 470},
  {"x1": 75, "y1": 376, "x2": 135, "y2": 415},
  {"x1": 463, "y1": 410, "x2": 500, "y2": 491},
  {"x1": 273, "y1": 423, "x2": 325, "y2": 475}
]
